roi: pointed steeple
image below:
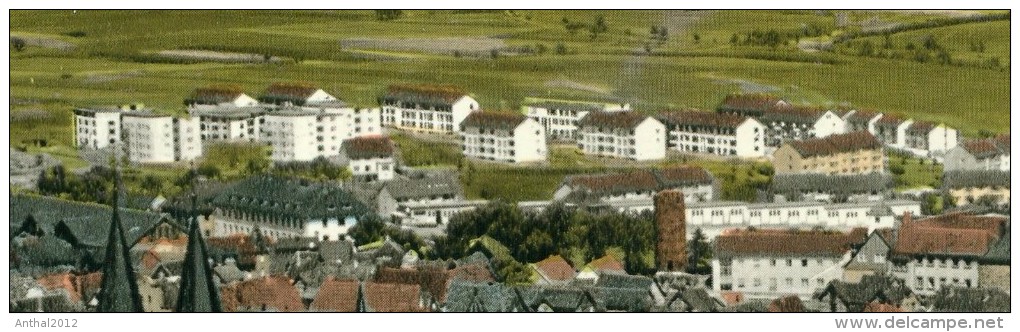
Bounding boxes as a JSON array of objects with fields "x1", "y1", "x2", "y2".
[
  {"x1": 176, "y1": 176, "x2": 223, "y2": 312},
  {"x1": 95, "y1": 165, "x2": 144, "y2": 312}
]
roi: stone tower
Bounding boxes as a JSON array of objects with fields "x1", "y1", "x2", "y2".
[{"x1": 655, "y1": 190, "x2": 687, "y2": 272}]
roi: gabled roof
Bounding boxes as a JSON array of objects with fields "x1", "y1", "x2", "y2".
[
  {"x1": 760, "y1": 104, "x2": 826, "y2": 124},
  {"x1": 981, "y1": 231, "x2": 1010, "y2": 264},
  {"x1": 716, "y1": 93, "x2": 783, "y2": 113},
  {"x1": 224, "y1": 275, "x2": 304, "y2": 312},
  {"x1": 960, "y1": 137, "x2": 1010, "y2": 159},
  {"x1": 309, "y1": 277, "x2": 359, "y2": 312},
  {"x1": 461, "y1": 111, "x2": 528, "y2": 131},
  {"x1": 715, "y1": 228, "x2": 868, "y2": 258},
  {"x1": 10, "y1": 194, "x2": 165, "y2": 248},
  {"x1": 381, "y1": 84, "x2": 468, "y2": 107},
  {"x1": 875, "y1": 114, "x2": 907, "y2": 126},
  {"x1": 12, "y1": 236, "x2": 77, "y2": 268},
  {"x1": 584, "y1": 255, "x2": 625, "y2": 274},
  {"x1": 905, "y1": 120, "x2": 936, "y2": 135},
  {"x1": 893, "y1": 226, "x2": 996, "y2": 258},
  {"x1": 259, "y1": 82, "x2": 323, "y2": 106},
  {"x1": 657, "y1": 110, "x2": 749, "y2": 129},
  {"x1": 532, "y1": 255, "x2": 576, "y2": 281},
  {"x1": 669, "y1": 287, "x2": 724, "y2": 312},
  {"x1": 184, "y1": 85, "x2": 247, "y2": 105},
  {"x1": 443, "y1": 280, "x2": 525, "y2": 312},
  {"x1": 930, "y1": 287, "x2": 1010, "y2": 312},
  {"x1": 362, "y1": 281, "x2": 427, "y2": 312},
  {"x1": 844, "y1": 109, "x2": 881, "y2": 124},
  {"x1": 908, "y1": 213, "x2": 1007, "y2": 236},
  {"x1": 815, "y1": 275, "x2": 913, "y2": 311},
  {"x1": 374, "y1": 266, "x2": 449, "y2": 304},
  {"x1": 343, "y1": 136, "x2": 394, "y2": 160},
  {"x1": 578, "y1": 111, "x2": 651, "y2": 129},
  {"x1": 589, "y1": 287, "x2": 652, "y2": 312},
  {"x1": 785, "y1": 131, "x2": 882, "y2": 158},
  {"x1": 518, "y1": 286, "x2": 596, "y2": 312}
]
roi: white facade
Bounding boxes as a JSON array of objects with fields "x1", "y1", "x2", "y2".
[
  {"x1": 122, "y1": 114, "x2": 201, "y2": 163},
  {"x1": 904, "y1": 124, "x2": 959, "y2": 159},
  {"x1": 192, "y1": 107, "x2": 266, "y2": 143},
  {"x1": 381, "y1": 95, "x2": 479, "y2": 133},
  {"x1": 74, "y1": 107, "x2": 126, "y2": 150},
  {"x1": 713, "y1": 253, "x2": 850, "y2": 300},
  {"x1": 187, "y1": 93, "x2": 259, "y2": 109},
  {"x1": 394, "y1": 200, "x2": 488, "y2": 226},
  {"x1": 461, "y1": 116, "x2": 547, "y2": 163},
  {"x1": 812, "y1": 110, "x2": 847, "y2": 138},
  {"x1": 891, "y1": 258, "x2": 980, "y2": 296},
  {"x1": 523, "y1": 101, "x2": 630, "y2": 141},
  {"x1": 349, "y1": 156, "x2": 395, "y2": 181},
  {"x1": 667, "y1": 117, "x2": 765, "y2": 158},
  {"x1": 262, "y1": 111, "x2": 320, "y2": 162},
  {"x1": 215, "y1": 213, "x2": 356, "y2": 242},
  {"x1": 578, "y1": 117, "x2": 666, "y2": 161}
]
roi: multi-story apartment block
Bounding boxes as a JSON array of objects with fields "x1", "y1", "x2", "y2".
[
  {"x1": 944, "y1": 135, "x2": 1010, "y2": 172},
  {"x1": 890, "y1": 213, "x2": 1007, "y2": 296},
  {"x1": 379, "y1": 84, "x2": 479, "y2": 133},
  {"x1": 261, "y1": 109, "x2": 324, "y2": 162},
  {"x1": 554, "y1": 167, "x2": 717, "y2": 205},
  {"x1": 343, "y1": 136, "x2": 396, "y2": 181},
  {"x1": 715, "y1": 93, "x2": 788, "y2": 118},
  {"x1": 211, "y1": 175, "x2": 372, "y2": 241},
  {"x1": 773, "y1": 131, "x2": 885, "y2": 176},
  {"x1": 757, "y1": 104, "x2": 846, "y2": 150},
  {"x1": 73, "y1": 105, "x2": 143, "y2": 149},
  {"x1": 903, "y1": 120, "x2": 959, "y2": 159},
  {"x1": 657, "y1": 110, "x2": 765, "y2": 158},
  {"x1": 712, "y1": 228, "x2": 868, "y2": 299},
  {"x1": 191, "y1": 106, "x2": 268, "y2": 143},
  {"x1": 121, "y1": 112, "x2": 201, "y2": 163},
  {"x1": 184, "y1": 85, "x2": 259, "y2": 109},
  {"x1": 577, "y1": 111, "x2": 666, "y2": 161},
  {"x1": 522, "y1": 99, "x2": 630, "y2": 141},
  {"x1": 460, "y1": 112, "x2": 547, "y2": 163}
]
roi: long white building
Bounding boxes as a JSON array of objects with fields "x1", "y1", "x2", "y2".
[
  {"x1": 756, "y1": 104, "x2": 846, "y2": 151},
  {"x1": 577, "y1": 111, "x2": 666, "y2": 161},
  {"x1": 380, "y1": 84, "x2": 479, "y2": 133},
  {"x1": 460, "y1": 111, "x2": 547, "y2": 163},
  {"x1": 121, "y1": 112, "x2": 201, "y2": 163},
  {"x1": 522, "y1": 99, "x2": 630, "y2": 141},
  {"x1": 73, "y1": 105, "x2": 142, "y2": 150},
  {"x1": 658, "y1": 110, "x2": 765, "y2": 158}
]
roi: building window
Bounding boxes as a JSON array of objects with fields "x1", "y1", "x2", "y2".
[
  {"x1": 801, "y1": 259, "x2": 808, "y2": 267},
  {"x1": 786, "y1": 259, "x2": 792, "y2": 267}
]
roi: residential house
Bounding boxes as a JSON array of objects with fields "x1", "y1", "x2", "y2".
[
  {"x1": 379, "y1": 84, "x2": 479, "y2": 133},
  {"x1": 841, "y1": 109, "x2": 883, "y2": 134},
  {"x1": 362, "y1": 281, "x2": 429, "y2": 312},
  {"x1": 523, "y1": 99, "x2": 630, "y2": 141},
  {"x1": 554, "y1": 166, "x2": 717, "y2": 209},
  {"x1": 184, "y1": 85, "x2": 258, "y2": 109},
  {"x1": 342, "y1": 136, "x2": 396, "y2": 181},
  {"x1": 577, "y1": 111, "x2": 666, "y2": 161},
  {"x1": 530, "y1": 255, "x2": 576, "y2": 285},
  {"x1": 842, "y1": 229, "x2": 896, "y2": 283},
  {"x1": 658, "y1": 110, "x2": 766, "y2": 158},
  {"x1": 211, "y1": 175, "x2": 373, "y2": 241},
  {"x1": 121, "y1": 112, "x2": 201, "y2": 163},
  {"x1": 460, "y1": 111, "x2": 547, "y2": 163},
  {"x1": 221, "y1": 275, "x2": 304, "y2": 312},
  {"x1": 944, "y1": 135, "x2": 1010, "y2": 172},
  {"x1": 942, "y1": 170, "x2": 1010, "y2": 207},
  {"x1": 769, "y1": 173, "x2": 893, "y2": 203},
  {"x1": 890, "y1": 212, "x2": 1008, "y2": 296},
  {"x1": 773, "y1": 131, "x2": 885, "y2": 176},
  {"x1": 715, "y1": 93, "x2": 788, "y2": 118},
  {"x1": 712, "y1": 228, "x2": 869, "y2": 299},
  {"x1": 872, "y1": 114, "x2": 912, "y2": 148},
  {"x1": 902, "y1": 120, "x2": 959, "y2": 159},
  {"x1": 757, "y1": 104, "x2": 846, "y2": 150},
  {"x1": 73, "y1": 104, "x2": 145, "y2": 150},
  {"x1": 308, "y1": 277, "x2": 360, "y2": 312},
  {"x1": 814, "y1": 275, "x2": 918, "y2": 312},
  {"x1": 365, "y1": 171, "x2": 479, "y2": 226},
  {"x1": 575, "y1": 255, "x2": 626, "y2": 283}
]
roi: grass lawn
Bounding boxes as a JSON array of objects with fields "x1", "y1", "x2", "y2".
[{"x1": 888, "y1": 153, "x2": 943, "y2": 190}]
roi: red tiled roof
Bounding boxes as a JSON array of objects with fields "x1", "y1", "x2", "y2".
[
  {"x1": 761, "y1": 104, "x2": 826, "y2": 124},
  {"x1": 461, "y1": 111, "x2": 527, "y2": 130},
  {"x1": 185, "y1": 85, "x2": 247, "y2": 105},
  {"x1": 908, "y1": 213, "x2": 1006, "y2": 237},
  {"x1": 533, "y1": 255, "x2": 576, "y2": 281},
  {"x1": 385, "y1": 84, "x2": 467, "y2": 103},
  {"x1": 37, "y1": 273, "x2": 80, "y2": 302},
  {"x1": 961, "y1": 137, "x2": 1009, "y2": 158},
  {"x1": 846, "y1": 110, "x2": 881, "y2": 123},
  {"x1": 768, "y1": 295, "x2": 806, "y2": 312},
  {"x1": 586, "y1": 255, "x2": 625, "y2": 273},
  {"x1": 226, "y1": 275, "x2": 304, "y2": 312},
  {"x1": 893, "y1": 227, "x2": 995, "y2": 257},
  {"x1": 578, "y1": 111, "x2": 651, "y2": 129},
  {"x1": 207, "y1": 234, "x2": 262, "y2": 268},
  {"x1": 363, "y1": 281, "x2": 427, "y2": 312},
  {"x1": 716, "y1": 228, "x2": 868, "y2": 257},
  {"x1": 375, "y1": 266, "x2": 449, "y2": 304},
  {"x1": 906, "y1": 120, "x2": 936, "y2": 134},
  {"x1": 720, "y1": 291, "x2": 745, "y2": 305},
  {"x1": 876, "y1": 114, "x2": 906, "y2": 125},
  {"x1": 567, "y1": 169, "x2": 660, "y2": 194},
  {"x1": 448, "y1": 264, "x2": 496, "y2": 283},
  {"x1": 718, "y1": 93, "x2": 782, "y2": 112},
  {"x1": 657, "y1": 110, "x2": 748, "y2": 129},
  {"x1": 786, "y1": 131, "x2": 882, "y2": 158},
  {"x1": 343, "y1": 135, "x2": 394, "y2": 160},
  {"x1": 264, "y1": 82, "x2": 319, "y2": 100},
  {"x1": 994, "y1": 134, "x2": 1010, "y2": 150},
  {"x1": 309, "y1": 277, "x2": 359, "y2": 312}
]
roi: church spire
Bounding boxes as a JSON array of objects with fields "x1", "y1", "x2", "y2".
[
  {"x1": 176, "y1": 173, "x2": 223, "y2": 312},
  {"x1": 95, "y1": 164, "x2": 144, "y2": 312}
]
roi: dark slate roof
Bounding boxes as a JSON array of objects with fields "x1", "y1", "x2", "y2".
[
  {"x1": 10, "y1": 194, "x2": 165, "y2": 247},
  {"x1": 461, "y1": 111, "x2": 528, "y2": 131},
  {"x1": 95, "y1": 186, "x2": 145, "y2": 312},
  {"x1": 343, "y1": 136, "x2": 394, "y2": 160},
  {"x1": 212, "y1": 175, "x2": 372, "y2": 221},
  {"x1": 589, "y1": 287, "x2": 652, "y2": 312},
  {"x1": 942, "y1": 170, "x2": 1010, "y2": 189},
  {"x1": 657, "y1": 110, "x2": 749, "y2": 129},
  {"x1": 594, "y1": 273, "x2": 654, "y2": 290},
  {"x1": 786, "y1": 131, "x2": 882, "y2": 158},
  {"x1": 382, "y1": 173, "x2": 461, "y2": 200},
  {"x1": 760, "y1": 104, "x2": 826, "y2": 124},
  {"x1": 518, "y1": 286, "x2": 596, "y2": 312},
  {"x1": 675, "y1": 287, "x2": 723, "y2": 312},
  {"x1": 981, "y1": 230, "x2": 1010, "y2": 264},
  {"x1": 815, "y1": 275, "x2": 913, "y2": 311},
  {"x1": 930, "y1": 287, "x2": 1010, "y2": 312},
  {"x1": 259, "y1": 82, "x2": 322, "y2": 106},
  {"x1": 771, "y1": 173, "x2": 893, "y2": 196},
  {"x1": 184, "y1": 85, "x2": 246, "y2": 105},
  {"x1": 444, "y1": 280, "x2": 525, "y2": 312},
  {"x1": 176, "y1": 203, "x2": 223, "y2": 313},
  {"x1": 11, "y1": 236, "x2": 78, "y2": 268},
  {"x1": 578, "y1": 111, "x2": 651, "y2": 129},
  {"x1": 381, "y1": 84, "x2": 468, "y2": 108},
  {"x1": 562, "y1": 166, "x2": 715, "y2": 197},
  {"x1": 213, "y1": 264, "x2": 246, "y2": 284}
]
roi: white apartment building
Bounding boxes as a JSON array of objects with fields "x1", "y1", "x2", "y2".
[
  {"x1": 522, "y1": 99, "x2": 630, "y2": 141},
  {"x1": 658, "y1": 110, "x2": 765, "y2": 158},
  {"x1": 73, "y1": 105, "x2": 141, "y2": 149},
  {"x1": 872, "y1": 115, "x2": 913, "y2": 148},
  {"x1": 261, "y1": 109, "x2": 322, "y2": 162},
  {"x1": 342, "y1": 136, "x2": 396, "y2": 181},
  {"x1": 191, "y1": 106, "x2": 267, "y2": 143},
  {"x1": 121, "y1": 113, "x2": 201, "y2": 163},
  {"x1": 903, "y1": 120, "x2": 959, "y2": 160},
  {"x1": 713, "y1": 228, "x2": 868, "y2": 300},
  {"x1": 460, "y1": 112, "x2": 547, "y2": 163},
  {"x1": 379, "y1": 84, "x2": 479, "y2": 133},
  {"x1": 577, "y1": 111, "x2": 666, "y2": 161},
  {"x1": 757, "y1": 104, "x2": 846, "y2": 151},
  {"x1": 841, "y1": 109, "x2": 883, "y2": 134}
]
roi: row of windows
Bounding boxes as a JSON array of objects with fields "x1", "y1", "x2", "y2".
[
  {"x1": 915, "y1": 276, "x2": 972, "y2": 290},
  {"x1": 693, "y1": 209, "x2": 863, "y2": 218},
  {"x1": 736, "y1": 277, "x2": 827, "y2": 290}
]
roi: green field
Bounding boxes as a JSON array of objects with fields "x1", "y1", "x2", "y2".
[{"x1": 9, "y1": 10, "x2": 1009, "y2": 202}]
